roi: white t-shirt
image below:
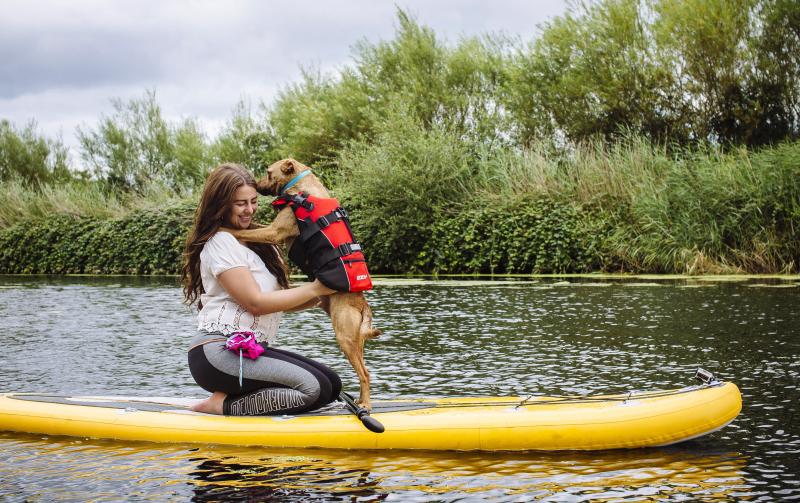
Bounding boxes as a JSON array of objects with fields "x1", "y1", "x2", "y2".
[{"x1": 197, "y1": 231, "x2": 282, "y2": 343}]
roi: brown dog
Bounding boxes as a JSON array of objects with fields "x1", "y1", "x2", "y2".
[{"x1": 226, "y1": 158, "x2": 380, "y2": 409}]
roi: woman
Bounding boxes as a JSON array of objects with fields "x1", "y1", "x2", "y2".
[{"x1": 182, "y1": 162, "x2": 340, "y2": 415}]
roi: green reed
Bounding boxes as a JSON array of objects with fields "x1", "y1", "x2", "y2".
[
  {"x1": 474, "y1": 137, "x2": 799, "y2": 273},
  {"x1": 0, "y1": 178, "x2": 189, "y2": 229}
]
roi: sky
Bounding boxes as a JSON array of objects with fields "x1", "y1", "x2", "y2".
[{"x1": 0, "y1": 0, "x2": 569, "y2": 160}]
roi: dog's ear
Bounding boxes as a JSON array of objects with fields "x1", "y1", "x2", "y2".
[{"x1": 281, "y1": 159, "x2": 296, "y2": 175}]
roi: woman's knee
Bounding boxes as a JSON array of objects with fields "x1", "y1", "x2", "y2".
[
  {"x1": 328, "y1": 370, "x2": 342, "y2": 399},
  {"x1": 188, "y1": 347, "x2": 220, "y2": 393},
  {"x1": 267, "y1": 348, "x2": 341, "y2": 400}
]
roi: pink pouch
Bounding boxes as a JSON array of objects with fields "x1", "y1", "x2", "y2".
[
  {"x1": 226, "y1": 331, "x2": 264, "y2": 389},
  {"x1": 225, "y1": 331, "x2": 265, "y2": 359}
]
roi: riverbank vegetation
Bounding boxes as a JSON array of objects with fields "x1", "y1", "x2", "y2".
[{"x1": 1, "y1": 0, "x2": 798, "y2": 275}]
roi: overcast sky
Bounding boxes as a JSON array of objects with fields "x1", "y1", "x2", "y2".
[{"x1": 0, "y1": 0, "x2": 569, "y2": 159}]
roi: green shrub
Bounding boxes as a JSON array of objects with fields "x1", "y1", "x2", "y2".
[
  {"x1": 263, "y1": 10, "x2": 511, "y2": 170},
  {"x1": 418, "y1": 196, "x2": 607, "y2": 274},
  {"x1": 0, "y1": 203, "x2": 194, "y2": 274},
  {"x1": 77, "y1": 90, "x2": 213, "y2": 195},
  {"x1": 0, "y1": 120, "x2": 72, "y2": 188},
  {"x1": 335, "y1": 110, "x2": 484, "y2": 273}
]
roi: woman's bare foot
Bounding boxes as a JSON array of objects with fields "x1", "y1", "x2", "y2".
[{"x1": 190, "y1": 391, "x2": 226, "y2": 414}]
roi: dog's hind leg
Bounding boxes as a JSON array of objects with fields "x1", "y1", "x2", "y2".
[{"x1": 330, "y1": 297, "x2": 372, "y2": 410}]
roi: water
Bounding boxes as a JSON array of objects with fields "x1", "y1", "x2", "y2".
[{"x1": 0, "y1": 275, "x2": 798, "y2": 501}]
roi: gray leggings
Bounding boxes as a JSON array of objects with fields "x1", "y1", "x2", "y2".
[{"x1": 188, "y1": 332, "x2": 341, "y2": 416}]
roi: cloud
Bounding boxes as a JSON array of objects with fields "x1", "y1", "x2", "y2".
[{"x1": 0, "y1": 0, "x2": 568, "y2": 155}]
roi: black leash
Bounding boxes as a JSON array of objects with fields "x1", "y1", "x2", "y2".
[{"x1": 339, "y1": 391, "x2": 384, "y2": 433}]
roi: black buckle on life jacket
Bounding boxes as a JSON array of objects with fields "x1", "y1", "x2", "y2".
[
  {"x1": 317, "y1": 208, "x2": 347, "y2": 229},
  {"x1": 337, "y1": 242, "x2": 361, "y2": 257},
  {"x1": 290, "y1": 192, "x2": 314, "y2": 211},
  {"x1": 298, "y1": 208, "x2": 349, "y2": 242},
  {"x1": 273, "y1": 192, "x2": 316, "y2": 212},
  {"x1": 308, "y1": 242, "x2": 363, "y2": 273}
]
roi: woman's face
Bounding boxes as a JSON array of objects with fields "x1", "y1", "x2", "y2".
[{"x1": 227, "y1": 185, "x2": 259, "y2": 229}]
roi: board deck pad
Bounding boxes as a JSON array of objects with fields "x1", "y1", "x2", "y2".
[{"x1": 7, "y1": 393, "x2": 435, "y2": 415}]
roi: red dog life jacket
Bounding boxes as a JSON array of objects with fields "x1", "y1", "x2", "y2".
[{"x1": 271, "y1": 192, "x2": 372, "y2": 292}]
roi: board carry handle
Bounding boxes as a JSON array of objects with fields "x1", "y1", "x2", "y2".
[{"x1": 339, "y1": 392, "x2": 385, "y2": 433}]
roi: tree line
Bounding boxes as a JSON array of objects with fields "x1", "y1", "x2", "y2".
[
  {"x1": 1, "y1": 1, "x2": 798, "y2": 274},
  {"x1": 2, "y1": 1, "x2": 798, "y2": 195}
]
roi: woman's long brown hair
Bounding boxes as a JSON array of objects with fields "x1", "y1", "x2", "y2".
[{"x1": 181, "y1": 163, "x2": 289, "y2": 309}]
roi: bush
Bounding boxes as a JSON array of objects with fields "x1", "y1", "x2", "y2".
[
  {"x1": 334, "y1": 110, "x2": 484, "y2": 273},
  {"x1": 77, "y1": 90, "x2": 213, "y2": 195},
  {"x1": 0, "y1": 203, "x2": 194, "y2": 274},
  {"x1": 263, "y1": 10, "x2": 511, "y2": 171},
  {"x1": 418, "y1": 196, "x2": 606, "y2": 274},
  {"x1": 0, "y1": 120, "x2": 72, "y2": 188}
]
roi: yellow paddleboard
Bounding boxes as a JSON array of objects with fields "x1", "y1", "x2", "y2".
[{"x1": 0, "y1": 381, "x2": 741, "y2": 451}]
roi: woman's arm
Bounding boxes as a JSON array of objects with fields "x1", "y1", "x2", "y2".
[{"x1": 217, "y1": 267, "x2": 333, "y2": 315}]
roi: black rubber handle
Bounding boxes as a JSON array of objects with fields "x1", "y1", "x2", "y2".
[
  {"x1": 358, "y1": 412, "x2": 385, "y2": 433},
  {"x1": 339, "y1": 392, "x2": 385, "y2": 433}
]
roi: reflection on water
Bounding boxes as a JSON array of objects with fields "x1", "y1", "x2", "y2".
[
  {"x1": 0, "y1": 432, "x2": 748, "y2": 501},
  {"x1": 0, "y1": 275, "x2": 798, "y2": 501},
  {"x1": 185, "y1": 446, "x2": 749, "y2": 502}
]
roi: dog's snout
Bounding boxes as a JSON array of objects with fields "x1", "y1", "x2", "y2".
[{"x1": 256, "y1": 174, "x2": 273, "y2": 195}]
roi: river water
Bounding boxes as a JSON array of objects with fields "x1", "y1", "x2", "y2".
[{"x1": 0, "y1": 275, "x2": 798, "y2": 501}]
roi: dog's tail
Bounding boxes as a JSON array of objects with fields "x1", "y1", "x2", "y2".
[{"x1": 359, "y1": 303, "x2": 381, "y2": 340}]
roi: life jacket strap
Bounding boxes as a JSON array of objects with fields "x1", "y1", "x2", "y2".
[
  {"x1": 338, "y1": 242, "x2": 362, "y2": 255},
  {"x1": 298, "y1": 208, "x2": 349, "y2": 242},
  {"x1": 311, "y1": 242, "x2": 363, "y2": 271}
]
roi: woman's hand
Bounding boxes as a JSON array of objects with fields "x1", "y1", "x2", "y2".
[{"x1": 310, "y1": 279, "x2": 336, "y2": 296}]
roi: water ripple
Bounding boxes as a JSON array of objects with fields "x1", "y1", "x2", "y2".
[{"x1": 1, "y1": 275, "x2": 798, "y2": 501}]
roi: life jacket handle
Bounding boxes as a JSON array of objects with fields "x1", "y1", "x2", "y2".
[{"x1": 272, "y1": 192, "x2": 314, "y2": 211}]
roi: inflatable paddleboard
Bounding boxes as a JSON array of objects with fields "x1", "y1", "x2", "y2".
[{"x1": 0, "y1": 380, "x2": 741, "y2": 451}]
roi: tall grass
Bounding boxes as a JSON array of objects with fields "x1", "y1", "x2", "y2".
[
  {"x1": 2, "y1": 131, "x2": 796, "y2": 274},
  {"x1": 473, "y1": 135, "x2": 672, "y2": 204},
  {"x1": 471, "y1": 137, "x2": 800, "y2": 273},
  {"x1": 0, "y1": 178, "x2": 190, "y2": 228},
  {"x1": 332, "y1": 125, "x2": 799, "y2": 274}
]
